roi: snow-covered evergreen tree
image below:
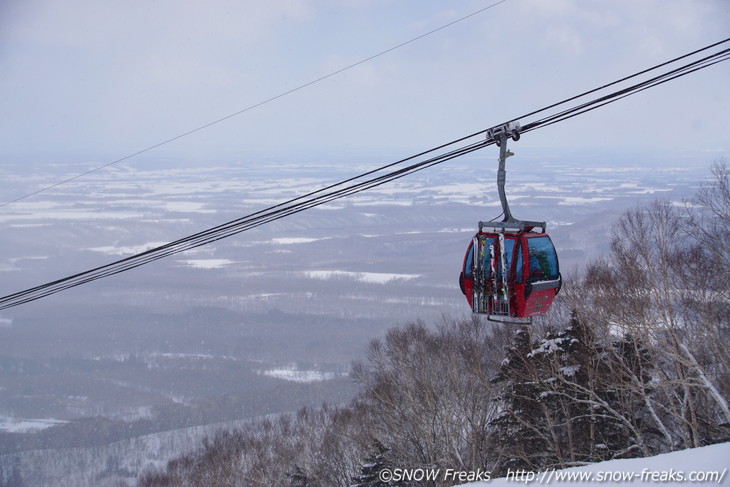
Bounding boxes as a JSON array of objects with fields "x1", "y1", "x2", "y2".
[
  {"x1": 490, "y1": 326, "x2": 549, "y2": 474},
  {"x1": 491, "y1": 313, "x2": 657, "y2": 472},
  {"x1": 288, "y1": 464, "x2": 308, "y2": 487},
  {"x1": 350, "y1": 441, "x2": 406, "y2": 487}
]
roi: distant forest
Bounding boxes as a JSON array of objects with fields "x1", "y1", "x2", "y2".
[{"x1": 136, "y1": 162, "x2": 729, "y2": 487}]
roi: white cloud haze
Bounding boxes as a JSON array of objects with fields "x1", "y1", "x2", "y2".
[{"x1": 0, "y1": 0, "x2": 728, "y2": 163}]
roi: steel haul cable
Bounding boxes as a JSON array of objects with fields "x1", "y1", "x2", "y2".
[
  {"x1": 0, "y1": 139, "x2": 492, "y2": 309},
  {"x1": 1, "y1": 40, "x2": 728, "y2": 310}
]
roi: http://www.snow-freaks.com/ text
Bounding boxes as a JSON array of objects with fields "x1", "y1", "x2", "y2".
[{"x1": 377, "y1": 467, "x2": 728, "y2": 484}]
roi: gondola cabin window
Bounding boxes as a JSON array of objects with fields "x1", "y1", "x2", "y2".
[{"x1": 527, "y1": 236, "x2": 559, "y2": 281}]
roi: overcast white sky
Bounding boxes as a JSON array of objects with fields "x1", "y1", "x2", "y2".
[{"x1": 1, "y1": 0, "x2": 728, "y2": 165}]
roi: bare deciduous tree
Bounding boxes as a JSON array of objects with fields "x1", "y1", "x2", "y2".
[
  {"x1": 351, "y1": 318, "x2": 511, "y2": 482},
  {"x1": 566, "y1": 163, "x2": 730, "y2": 451}
]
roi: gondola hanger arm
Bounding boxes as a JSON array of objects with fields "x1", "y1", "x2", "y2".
[{"x1": 483, "y1": 122, "x2": 546, "y2": 233}]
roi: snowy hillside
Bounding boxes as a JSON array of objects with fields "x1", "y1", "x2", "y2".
[
  {"x1": 0, "y1": 417, "x2": 261, "y2": 487},
  {"x1": 459, "y1": 442, "x2": 729, "y2": 486}
]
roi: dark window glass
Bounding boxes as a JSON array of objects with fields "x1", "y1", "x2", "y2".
[
  {"x1": 483, "y1": 237, "x2": 496, "y2": 275},
  {"x1": 465, "y1": 243, "x2": 474, "y2": 279},
  {"x1": 501, "y1": 238, "x2": 516, "y2": 280},
  {"x1": 527, "y1": 236, "x2": 559, "y2": 281}
]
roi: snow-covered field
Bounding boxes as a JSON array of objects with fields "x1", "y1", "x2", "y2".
[
  {"x1": 460, "y1": 442, "x2": 729, "y2": 486},
  {"x1": 259, "y1": 364, "x2": 340, "y2": 383},
  {"x1": 0, "y1": 416, "x2": 67, "y2": 433}
]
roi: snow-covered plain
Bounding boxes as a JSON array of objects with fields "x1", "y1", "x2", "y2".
[
  {"x1": 0, "y1": 416, "x2": 67, "y2": 433},
  {"x1": 259, "y1": 365, "x2": 339, "y2": 383},
  {"x1": 177, "y1": 258, "x2": 235, "y2": 269},
  {"x1": 303, "y1": 269, "x2": 420, "y2": 284},
  {"x1": 459, "y1": 442, "x2": 729, "y2": 486}
]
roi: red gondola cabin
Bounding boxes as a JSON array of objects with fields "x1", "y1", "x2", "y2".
[{"x1": 459, "y1": 229, "x2": 561, "y2": 320}]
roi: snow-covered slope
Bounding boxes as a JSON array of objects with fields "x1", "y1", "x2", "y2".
[{"x1": 459, "y1": 442, "x2": 729, "y2": 486}]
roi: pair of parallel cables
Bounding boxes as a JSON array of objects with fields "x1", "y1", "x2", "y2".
[{"x1": 1, "y1": 38, "x2": 728, "y2": 310}]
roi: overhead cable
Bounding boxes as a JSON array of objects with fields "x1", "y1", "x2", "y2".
[{"x1": 0, "y1": 39, "x2": 728, "y2": 310}]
